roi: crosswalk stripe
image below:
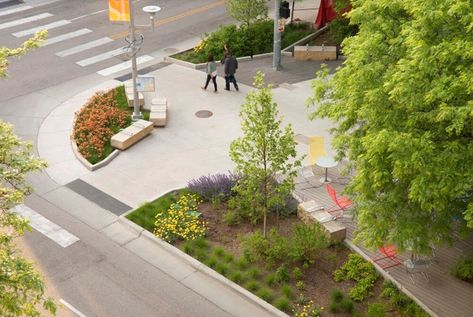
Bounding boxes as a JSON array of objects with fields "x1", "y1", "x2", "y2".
[
  {"x1": 56, "y1": 37, "x2": 113, "y2": 57},
  {"x1": 97, "y1": 55, "x2": 154, "y2": 76},
  {"x1": 76, "y1": 47, "x2": 125, "y2": 66},
  {"x1": 0, "y1": 12, "x2": 52, "y2": 30},
  {"x1": 12, "y1": 19, "x2": 71, "y2": 37},
  {"x1": 13, "y1": 204, "x2": 80, "y2": 248},
  {"x1": 0, "y1": 5, "x2": 32, "y2": 17},
  {"x1": 42, "y1": 28, "x2": 92, "y2": 46}
]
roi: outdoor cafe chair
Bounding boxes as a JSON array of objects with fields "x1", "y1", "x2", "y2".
[
  {"x1": 372, "y1": 244, "x2": 402, "y2": 269},
  {"x1": 326, "y1": 183, "x2": 353, "y2": 219}
]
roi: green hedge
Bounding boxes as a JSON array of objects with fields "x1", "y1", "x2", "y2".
[{"x1": 174, "y1": 21, "x2": 313, "y2": 64}]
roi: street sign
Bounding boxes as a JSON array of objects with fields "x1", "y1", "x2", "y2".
[
  {"x1": 278, "y1": 18, "x2": 285, "y2": 33},
  {"x1": 109, "y1": 0, "x2": 130, "y2": 22},
  {"x1": 136, "y1": 76, "x2": 155, "y2": 92}
]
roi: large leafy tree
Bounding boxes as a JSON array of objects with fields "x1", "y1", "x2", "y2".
[
  {"x1": 307, "y1": 0, "x2": 473, "y2": 254},
  {"x1": 225, "y1": 0, "x2": 268, "y2": 28},
  {"x1": 1, "y1": 31, "x2": 56, "y2": 316},
  {"x1": 230, "y1": 72, "x2": 302, "y2": 237}
]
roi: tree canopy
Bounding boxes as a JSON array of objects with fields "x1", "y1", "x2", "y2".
[
  {"x1": 0, "y1": 31, "x2": 56, "y2": 316},
  {"x1": 308, "y1": 0, "x2": 473, "y2": 254},
  {"x1": 225, "y1": 0, "x2": 268, "y2": 28},
  {"x1": 230, "y1": 72, "x2": 302, "y2": 236},
  {"x1": 0, "y1": 30, "x2": 46, "y2": 78}
]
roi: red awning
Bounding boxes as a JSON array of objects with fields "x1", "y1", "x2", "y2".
[{"x1": 315, "y1": 0, "x2": 337, "y2": 28}]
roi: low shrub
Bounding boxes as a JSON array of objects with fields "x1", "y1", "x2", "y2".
[
  {"x1": 193, "y1": 237, "x2": 210, "y2": 250},
  {"x1": 153, "y1": 193, "x2": 206, "y2": 242},
  {"x1": 265, "y1": 273, "x2": 276, "y2": 287},
  {"x1": 236, "y1": 257, "x2": 249, "y2": 270},
  {"x1": 381, "y1": 281, "x2": 429, "y2": 317},
  {"x1": 296, "y1": 281, "x2": 305, "y2": 291},
  {"x1": 205, "y1": 256, "x2": 218, "y2": 269},
  {"x1": 295, "y1": 293, "x2": 307, "y2": 305},
  {"x1": 245, "y1": 280, "x2": 260, "y2": 292},
  {"x1": 187, "y1": 173, "x2": 236, "y2": 202},
  {"x1": 451, "y1": 254, "x2": 473, "y2": 282},
  {"x1": 182, "y1": 241, "x2": 194, "y2": 255},
  {"x1": 329, "y1": 289, "x2": 353, "y2": 313},
  {"x1": 224, "y1": 210, "x2": 239, "y2": 226},
  {"x1": 281, "y1": 284, "x2": 293, "y2": 299},
  {"x1": 241, "y1": 229, "x2": 290, "y2": 267},
  {"x1": 290, "y1": 222, "x2": 329, "y2": 263},
  {"x1": 195, "y1": 250, "x2": 208, "y2": 262},
  {"x1": 333, "y1": 253, "x2": 378, "y2": 301},
  {"x1": 256, "y1": 288, "x2": 274, "y2": 303},
  {"x1": 229, "y1": 270, "x2": 244, "y2": 283},
  {"x1": 275, "y1": 296, "x2": 292, "y2": 312},
  {"x1": 72, "y1": 88, "x2": 131, "y2": 164},
  {"x1": 246, "y1": 268, "x2": 260, "y2": 280},
  {"x1": 292, "y1": 267, "x2": 304, "y2": 280},
  {"x1": 213, "y1": 246, "x2": 225, "y2": 258},
  {"x1": 215, "y1": 262, "x2": 229, "y2": 275},
  {"x1": 223, "y1": 253, "x2": 234, "y2": 263},
  {"x1": 367, "y1": 302, "x2": 386, "y2": 317},
  {"x1": 275, "y1": 264, "x2": 290, "y2": 283}
]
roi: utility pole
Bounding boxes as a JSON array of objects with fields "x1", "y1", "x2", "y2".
[
  {"x1": 129, "y1": 0, "x2": 141, "y2": 120},
  {"x1": 273, "y1": 0, "x2": 281, "y2": 70}
]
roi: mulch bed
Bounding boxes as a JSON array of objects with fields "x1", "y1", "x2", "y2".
[{"x1": 192, "y1": 202, "x2": 397, "y2": 316}]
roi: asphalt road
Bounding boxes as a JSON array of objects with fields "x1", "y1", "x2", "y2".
[
  {"x1": 1, "y1": 0, "x2": 229, "y2": 102},
  {"x1": 0, "y1": 0, "x2": 237, "y2": 316}
]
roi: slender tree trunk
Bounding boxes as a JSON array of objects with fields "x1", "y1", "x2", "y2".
[
  {"x1": 263, "y1": 136, "x2": 268, "y2": 238},
  {"x1": 291, "y1": 0, "x2": 295, "y2": 23}
]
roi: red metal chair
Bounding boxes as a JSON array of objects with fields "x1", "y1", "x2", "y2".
[
  {"x1": 326, "y1": 184, "x2": 353, "y2": 218},
  {"x1": 372, "y1": 244, "x2": 402, "y2": 269}
]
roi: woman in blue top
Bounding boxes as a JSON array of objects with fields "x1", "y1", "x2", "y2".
[{"x1": 201, "y1": 54, "x2": 218, "y2": 93}]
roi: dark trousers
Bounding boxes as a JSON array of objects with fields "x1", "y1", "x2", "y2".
[
  {"x1": 204, "y1": 74, "x2": 217, "y2": 91},
  {"x1": 225, "y1": 74, "x2": 239, "y2": 90}
]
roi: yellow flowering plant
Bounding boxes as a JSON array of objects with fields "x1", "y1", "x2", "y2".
[
  {"x1": 154, "y1": 193, "x2": 207, "y2": 243},
  {"x1": 193, "y1": 39, "x2": 206, "y2": 53},
  {"x1": 293, "y1": 300, "x2": 322, "y2": 317}
]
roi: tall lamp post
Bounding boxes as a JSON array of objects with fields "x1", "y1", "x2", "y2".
[
  {"x1": 127, "y1": 1, "x2": 161, "y2": 121},
  {"x1": 273, "y1": 0, "x2": 281, "y2": 70}
]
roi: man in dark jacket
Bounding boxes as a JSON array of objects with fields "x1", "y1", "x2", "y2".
[{"x1": 224, "y1": 51, "x2": 239, "y2": 91}]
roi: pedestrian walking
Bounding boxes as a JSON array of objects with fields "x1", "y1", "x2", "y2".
[
  {"x1": 201, "y1": 54, "x2": 218, "y2": 93},
  {"x1": 224, "y1": 50, "x2": 239, "y2": 91}
]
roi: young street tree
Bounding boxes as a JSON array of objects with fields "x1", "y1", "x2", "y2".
[
  {"x1": 225, "y1": 0, "x2": 268, "y2": 28},
  {"x1": 230, "y1": 72, "x2": 302, "y2": 237},
  {"x1": 307, "y1": 0, "x2": 473, "y2": 254},
  {"x1": 0, "y1": 31, "x2": 56, "y2": 316}
]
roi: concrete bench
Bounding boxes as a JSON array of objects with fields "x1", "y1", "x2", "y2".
[
  {"x1": 294, "y1": 45, "x2": 337, "y2": 61},
  {"x1": 124, "y1": 82, "x2": 144, "y2": 108},
  {"x1": 297, "y1": 200, "x2": 346, "y2": 243},
  {"x1": 149, "y1": 97, "x2": 168, "y2": 127},
  {"x1": 111, "y1": 119, "x2": 153, "y2": 150}
]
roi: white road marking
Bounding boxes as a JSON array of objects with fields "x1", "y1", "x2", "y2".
[
  {"x1": 0, "y1": 5, "x2": 32, "y2": 17},
  {"x1": 12, "y1": 19, "x2": 71, "y2": 37},
  {"x1": 76, "y1": 47, "x2": 125, "y2": 66},
  {"x1": 56, "y1": 37, "x2": 113, "y2": 57},
  {"x1": 0, "y1": 12, "x2": 53, "y2": 30},
  {"x1": 97, "y1": 55, "x2": 154, "y2": 76},
  {"x1": 13, "y1": 204, "x2": 79, "y2": 248},
  {"x1": 59, "y1": 299, "x2": 88, "y2": 317},
  {"x1": 70, "y1": 8, "x2": 108, "y2": 22},
  {"x1": 42, "y1": 28, "x2": 92, "y2": 46}
]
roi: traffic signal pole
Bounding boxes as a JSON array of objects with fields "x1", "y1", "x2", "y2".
[{"x1": 273, "y1": 0, "x2": 281, "y2": 70}]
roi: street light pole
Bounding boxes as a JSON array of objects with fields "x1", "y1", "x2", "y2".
[
  {"x1": 129, "y1": 0, "x2": 142, "y2": 120},
  {"x1": 273, "y1": 0, "x2": 281, "y2": 70}
]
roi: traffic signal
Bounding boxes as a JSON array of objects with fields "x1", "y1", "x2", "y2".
[{"x1": 280, "y1": 1, "x2": 290, "y2": 19}]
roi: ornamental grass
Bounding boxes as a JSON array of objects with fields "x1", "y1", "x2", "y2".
[{"x1": 72, "y1": 88, "x2": 130, "y2": 164}]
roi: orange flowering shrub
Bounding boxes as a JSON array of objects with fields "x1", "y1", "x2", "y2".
[{"x1": 72, "y1": 88, "x2": 130, "y2": 164}]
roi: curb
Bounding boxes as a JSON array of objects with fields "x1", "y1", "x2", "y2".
[
  {"x1": 71, "y1": 140, "x2": 120, "y2": 171},
  {"x1": 117, "y1": 215, "x2": 289, "y2": 317}
]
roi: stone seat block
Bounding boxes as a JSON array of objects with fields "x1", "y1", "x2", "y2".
[{"x1": 111, "y1": 119, "x2": 153, "y2": 150}]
